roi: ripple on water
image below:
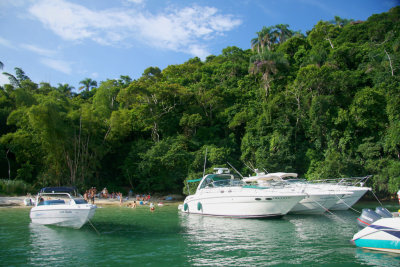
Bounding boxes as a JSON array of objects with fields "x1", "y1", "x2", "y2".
[{"x1": 1, "y1": 203, "x2": 400, "y2": 266}]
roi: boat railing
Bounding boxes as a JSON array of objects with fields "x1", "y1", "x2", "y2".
[{"x1": 309, "y1": 175, "x2": 372, "y2": 187}]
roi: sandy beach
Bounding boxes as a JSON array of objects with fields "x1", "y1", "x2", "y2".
[{"x1": 0, "y1": 195, "x2": 183, "y2": 207}]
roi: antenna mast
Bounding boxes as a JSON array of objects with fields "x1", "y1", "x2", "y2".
[{"x1": 203, "y1": 148, "x2": 208, "y2": 177}]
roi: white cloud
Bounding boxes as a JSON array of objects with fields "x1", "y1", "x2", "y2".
[
  {"x1": 20, "y1": 43, "x2": 57, "y2": 57},
  {"x1": 40, "y1": 58, "x2": 72, "y2": 74},
  {"x1": 28, "y1": 0, "x2": 242, "y2": 59},
  {"x1": 0, "y1": 36, "x2": 15, "y2": 49}
]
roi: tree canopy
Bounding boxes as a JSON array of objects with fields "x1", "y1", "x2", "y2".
[{"x1": 1, "y1": 8, "x2": 399, "y2": 196}]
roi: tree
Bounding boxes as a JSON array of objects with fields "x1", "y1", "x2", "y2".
[
  {"x1": 57, "y1": 83, "x2": 74, "y2": 97},
  {"x1": 79, "y1": 78, "x2": 97, "y2": 92},
  {"x1": 275, "y1": 24, "x2": 293, "y2": 44},
  {"x1": 251, "y1": 26, "x2": 277, "y2": 54},
  {"x1": 330, "y1": 16, "x2": 354, "y2": 28},
  {"x1": 2, "y1": 67, "x2": 30, "y2": 88},
  {"x1": 249, "y1": 51, "x2": 289, "y2": 97}
]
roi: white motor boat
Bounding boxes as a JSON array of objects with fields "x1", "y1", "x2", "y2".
[
  {"x1": 242, "y1": 171, "x2": 352, "y2": 214},
  {"x1": 30, "y1": 187, "x2": 97, "y2": 229},
  {"x1": 179, "y1": 168, "x2": 306, "y2": 218},
  {"x1": 309, "y1": 176, "x2": 371, "y2": 210},
  {"x1": 352, "y1": 208, "x2": 400, "y2": 253}
]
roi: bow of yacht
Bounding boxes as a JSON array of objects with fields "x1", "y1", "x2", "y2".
[{"x1": 242, "y1": 171, "x2": 354, "y2": 214}]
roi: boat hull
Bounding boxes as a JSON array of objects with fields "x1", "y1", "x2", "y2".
[
  {"x1": 180, "y1": 189, "x2": 305, "y2": 218},
  {"x1": 289, "y1": 193, "x2": 342, "y2": 214},
  {"x1": 352, "y1": 217, "x2": 400, "y2": 253},
  {"x1": 30, "y1": 204, "x2": 96, "y2": 229},
  {"x1": 330, "y1": 188, "x2": 369, "y2": 210}
]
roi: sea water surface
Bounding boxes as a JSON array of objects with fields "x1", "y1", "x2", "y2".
[{"x1": 1, "y1": 202, "x2": 400, "y2": 266}]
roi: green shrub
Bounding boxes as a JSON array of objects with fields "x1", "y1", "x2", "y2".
[{"x1": 0, "y1": 179, "x2": 33, "y2": 196}]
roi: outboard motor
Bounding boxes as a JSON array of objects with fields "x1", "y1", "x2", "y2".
[
  {"x1": 357, "y1": 208, "x2": 382, "y2": 228},
  {"x1": 375, "y1": 207, "x2": 393, "y2": 218}
]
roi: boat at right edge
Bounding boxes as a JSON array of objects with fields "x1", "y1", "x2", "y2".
[{"x1": 351, "y1": 207, "x2": 400, "y2": 253}]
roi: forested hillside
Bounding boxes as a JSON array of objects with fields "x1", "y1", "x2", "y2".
[{"x1": 1, "y1": 7, "x2": 399, "y2": 196}]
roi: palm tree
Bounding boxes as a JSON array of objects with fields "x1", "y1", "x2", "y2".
[
  {"x1": 0, "y1": 61, "x2": 4, "y2": 70},
  {"x1": 57, "y1": 83, "x2": 74, "y2": 96},
  {"x1": 2, "y1": 72, "x2": 19, "y2": 87},
  {"x1": 251, "y1": 26, "x2": 277, "y2": 54},
  {"x1": 330, "y1": 16, "x2": 353, "y2": 27},
  {"x1": 275, "y1": 24, "x2": 293, "y2": 44},
  {"x1": 249, "y1": 51, "x2": 289, "y2": 97},
  {"x1": 79, "y1": 78, "x2": 97, "y2": 92}
]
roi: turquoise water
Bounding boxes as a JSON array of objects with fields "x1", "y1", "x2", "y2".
[{"x1": 1, "y1": 202, "x2": 400, "y2": 266}]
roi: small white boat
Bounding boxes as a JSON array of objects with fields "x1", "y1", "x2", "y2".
[
  {"x1": 242, "y1": 171, "x2": 352, "y2": 214},
  {"x1": 30, "y1": 187, "x2": 96, "y2": 229},
  {"x1": 179, "y1": 168, "x2": 306, "y2": 218},
  {"x1": 352, "y1": 216, "x2": 400, "y2": 253}
]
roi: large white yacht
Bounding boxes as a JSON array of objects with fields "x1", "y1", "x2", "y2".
[
  {"x1": 242, "y1": 171, "x2": 352, "y2": 214},
  {"x1": 30, "y1": 187, "x2": 97, "y2": 229},
  {"x1": 309, "y1": 176, "x2": 371, "y2": 210},
  {"x1": 179, "y1": 168, "x2": 306, "y2": 218}
]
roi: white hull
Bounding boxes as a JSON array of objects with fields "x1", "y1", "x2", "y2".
[
  {"x1": 242, "y1": 171, "x2": 359, "y2": 214},
  {"x1": 330, "y1": 188, "x2": 369, "y2": 210},
  {"x1": 30, "y1": 204, "x2": 96, "y2": 229},
  {"x1": 180, "y1": 188, "x2": 305, "y2": 218},
  {"x1": 352, "y1": 217, "x2": 400, "y2": 253},
  {"x1": 289, "y1": 193, "x2": 343, "y2": 214}
]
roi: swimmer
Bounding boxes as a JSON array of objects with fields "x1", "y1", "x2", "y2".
[{"x1": 150, "y1": 202, "x2": 155, "y2": 212}]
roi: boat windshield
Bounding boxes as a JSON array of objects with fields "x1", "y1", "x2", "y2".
[
  {"x1": 213, "y1": 179, "x2": 245, "y2": 187},
  {"x1": 199, "y1": 174, "x2": 244, "y2": 189},
  {"x1": 74, "y1": 199, "x2": 88, "y2": 204}
]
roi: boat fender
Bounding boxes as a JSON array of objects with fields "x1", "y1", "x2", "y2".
[
  {"x1": 184, "y1": 203, "x2": 189, "y2": 212},
  {"x1": 197, "y1": 202, "x2": 202, "y2": 211}
]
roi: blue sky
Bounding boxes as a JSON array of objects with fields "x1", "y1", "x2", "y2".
[{"x1": 0, "y1": 0, "x2": 397, "y2": 91}]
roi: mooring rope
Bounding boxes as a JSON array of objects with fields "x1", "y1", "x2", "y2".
[
  {"x1": 334, "y1": 193, "x2": 362, "y2": 214},
  {"x1": 88, "y1": 219, "x2": 100, "y2": 235},
  {"x1": 370, "y1": 190, "x2": 384, "y2": 207},
  {"x1": 307, "y1": 194, "x2": 346, "y2": 223}
]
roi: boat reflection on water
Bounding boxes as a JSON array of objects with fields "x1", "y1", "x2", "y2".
[
  {"x1": 28, "y1": 223, "x2": 96, "y2": 265},
  {"x1": 355, "y1": 248, "x2": 400, "y2": 266},
  {"x1": 179, "y1": 213, "x2": 297, "y2": 265}
]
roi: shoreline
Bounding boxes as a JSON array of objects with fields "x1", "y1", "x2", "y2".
[{"x1": 0, "y1": 196, "x2": 182, "y2": 208}]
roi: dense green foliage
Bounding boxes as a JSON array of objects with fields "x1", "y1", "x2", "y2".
[{"x1": 1, "y1": 8, "x2": 399, "y2": 196}]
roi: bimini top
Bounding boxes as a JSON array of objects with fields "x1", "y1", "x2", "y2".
[
  {"x1": 243, "y1": 172, "x2": 298, "y2": 183},
  {"x1": 39, "y1": 187, "x2": 78, "y2": 195}
]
